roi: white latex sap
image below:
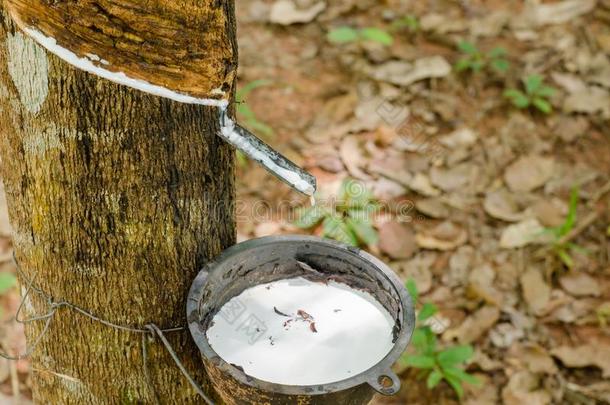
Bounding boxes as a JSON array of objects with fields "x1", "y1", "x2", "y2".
[{"x1": 207, "y1": 277, "x2": 395, "y2": 386}]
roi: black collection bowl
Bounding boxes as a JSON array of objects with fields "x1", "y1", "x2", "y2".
[{"x1": 187, "y1": 235, "x2": 415, "y2": 405}]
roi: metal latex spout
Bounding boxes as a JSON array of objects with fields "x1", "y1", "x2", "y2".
[{"x1": 218, "y1": 107, "x2": 317, "y2": 196}]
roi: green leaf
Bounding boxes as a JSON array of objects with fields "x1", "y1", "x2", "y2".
[
  {"x1": 458, "y1": 41, "x2": 478, "y2": 55},
  {"x1": 237, "y1": 79, "x2": 273, "y2": 102},
  {"x1": 236, "y1": 150, "x2": 249, "y2": 167},
  {"x1": 567, "y1": 242, "x2": 587, "y2": 255},
  {"x1": 470, "y1": 60, "x2": 484, "y2": 72},
  {"x1": 537, "y1": 85, "x2": 557, "y2": 98},
  {"x1": 558, "y1": 187, "x2": 579, "y2": 236},
  {"x1": 293, "y1": 206, "x2": 327, "y2": 229},
  {"x1": 443, "y1": 366, "x2": 480, "y2": 386},
  {"x1": 327, "y1": 27, "x2": 359, "y2": 44},
  {"x1": 322, "y1": 215, "x2": 358, "y2": 246},
  {"x1": 488, "y1": 47, "x2": 507, "y2": 58},
  {"x1": 346, "y1": 217, "x2": 378, "y2": 246},
  {"x1": 346, "y1": 206, "x2": 376, "y2": 223},
  {"x1": 236, "y1": 80, "x2": 275, "y2": 138},
  {"x1": 490, "y1": 58, "x2": 510, "y2": 73},
  {"x1": 557, "y1": 248, "x2": 574, "y2": 268},
  {"x1": 437, "y1": 345, "x2": 474, "y2": 368},
  {"x1": 427, "y1": 370, "x2": 443, "y2": 389},
  {"x1": 418, "y1": 302, "x2": 438, "y2": 322},
  {"x1": 406, "y1": 279, "x2": 419, "y2": 301},
  {"x1": 411, "y1": 326, "x2": 437, "y2": 355},
  {"x1": 339, "y1": 178, "x2": 374, "y2": 209},
  {"x1": 470, "y1": 60, "x2": 485, "y2": 72},
  {"x1": 504, "y1": 89, "x2": 530, "y2": 109},
  {"x1": 403, "y1": 354, "x2": 435, "y2": 369},
  {"x1": 337, "y1": 178, "x2": 352, "y2": 202},
  {"x1": 0, "y1": 272, "x2": 16, "y2": 295},
  {"x1": 443, "y1": 373, "x2": 465, "y2": 398},
  {"x1": 454, "y1": 58, "x2": 472, "y2": 72},
  {"x1": 236, "y1": 103, "x2": 256, "y2": 120},
  {"x1": 524, "y1": 74, "x2": 544, "y2": 95},
  {"x1": 360, "y1": 28, "x2": 394, "y2": 46},
  {"x1": 393, "y1": 15, "x2": 419, "y2": 31},
  {"x1": 410, "y1": 327, "x2": 426, "y2": 348},
  {"x1": 532, "y1": 97, "x2": 552, "y2": 114},
  {"x1": 246, "y1": 119, "x2": 274, "y2": 138}
]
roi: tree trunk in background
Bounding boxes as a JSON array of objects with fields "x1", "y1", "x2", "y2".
[{"x1": 0, "y1": 2, "x2": 236, "y2": 403}]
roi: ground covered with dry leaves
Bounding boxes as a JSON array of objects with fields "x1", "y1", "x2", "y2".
[{"x1": 1, "y1": 0, "x2": 610, "y2": 403}]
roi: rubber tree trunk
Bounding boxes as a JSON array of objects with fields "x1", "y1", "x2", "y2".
[{"x1": 0, "y1": 3, "x2": 236, "y2": 403}]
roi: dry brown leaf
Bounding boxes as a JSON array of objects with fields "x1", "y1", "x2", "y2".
[
  {"x1": 374, "y1": 125, "x2": 398, "y2": 147},
  {"x1": 445, "y1": 245, "x2": 475, "y2": 287},
  {"x1": 305, "y1": 122, "x2": 351, "y2": 144},
  {"x1": 472, "y1": 349, "x2": 504, "y2": 371},
  {"x1": 316, "y1": 155, "x2": 344, "y2": 173},
  {"x1": 520, "y1": 0, "x2": 597, "y2": 26},
  {"x1": 367, "y1": 153, "x2": 412, "y2": 186},
  {"x1": 438, "y1": 128, "x2": 478, "y2": 149},
  {"x1": 498, "y1": 114, "x2": 542, "y2": 155},
  {"x1": 464, "y1": 373, "x2": 499, "y2": 404},
  {"x1": 353, "y1": 97, "x2": 390, "y2": 132},
  {"x1": 470, "y1": 11, "x2": 510, "y2": 37},
  {"x1": 501, "y1": 371, "x2": 552, "y2": 405},
  {"x1": 430, "y1": 163, "x2": 477, "y2": 192},
  {"x1": 339, "y1": 135, "x2": 370, "y2": 180},
  {"x1": 531, "y1": 198, "x2": 567, "y2": 227},
  {"x1": 269, "y1": 0, "x2": 326, "y2": 25},
  {"x1": 552, "y1": 344, "x2": 610, "y2": 377},
  {"x1": 591, "y1": 64, "x2": 610, "y2": 88},
  {"x1": 420, "y1": 13, "x2": 468, "y2": 34},
  {"x1": 544, "y1": 162, "x2": 599, "y2": 196},
  {"x1": 559, "y1": 272, "x2": 601, "y2": 297},
  {"x1": 444, "y1": 305, "x2": 500, "y2": 344},
  {"x1": 504, "y1": 155, "x2": 555, "y2": 192},
  {"x1": 375, "y1": 99, "x2": 410, "y2": 135},
  {"x1": 318, "y1": 0, "x2": 363, "y2": 21},
  {"x1": 415, "y1": 221, "x2": 468, "y2": 251},
  {"x1": 409, "y1": 173, "x2": 440, "y2": 197},
  {"x1": 378, "y1": 222, "x2": 416, "y2": 259},
  {"x1": 565, "y1": 381, "x2": 610, "y2": 403},
  {"x1": 483, "y1": 189, "x2": 526, "y2": 222},
  {"x1": 500, "y1": 219, "x2": 547, "y2": 249},
  {"x1": 548, "y1": 295, "x2": 597, "y2": 324},
  {"x1": 551, "y1": 72, "x2": 588, "y2": 93},
  {"x1": 0, "y1": 391, "x2": 33, "y2": 405},
  {"x1": 564, "y1": 86, "x2": 610, "y2": 115},
  {"x1": 489, "y1": 323, "x2": 524, "y2": 348},
  {"x1": 520, "y1": 268, "x2": 551, "y2": 315},
  {"x1": 248, "y1": 1, "x2": 272, "y2": 23},
  {"x1": 367, "y1": 56, "x2": 451, "y2": 87},
  {"x1": 254, "y1": 221, "x2": 282, "y2": 238},
  {"x1": 415, "y1": 198, "x2": 450, "y2": 219},
  {"x1": 391, "y1": 253, "x2": 434, "y2": 294},
  {"x1": 509, "y1": 343, "x2": 558, "y2": 374},
  {"x1": 428, "y1": 92, "x2": 459, "y2": 122},
  {"x1": 468, "y1": 264, "x2": 503, "y2": 307},
  {"x1": 361, "y1": 41, "x2": 391, "y2": 64},
  {"x1": 370, "y1": 178, "x2": 405, "y2": 200}
]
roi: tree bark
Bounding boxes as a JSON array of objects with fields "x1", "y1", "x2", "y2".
[
  {"x1": 5, "y1": 0, "x2": 237, "y2": 100},
  {"x1": 0, "y1": 2, "x2": 236, "y2": 403}
]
